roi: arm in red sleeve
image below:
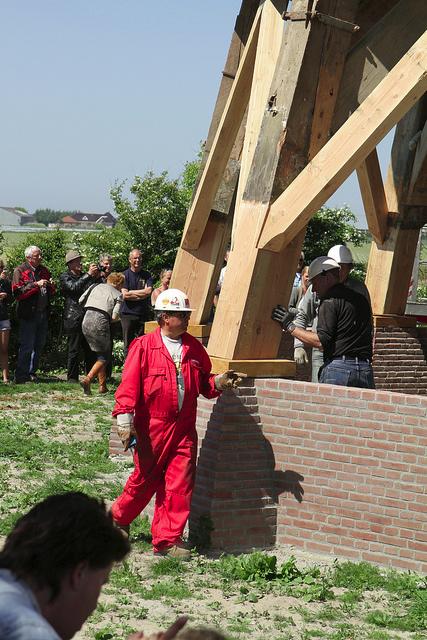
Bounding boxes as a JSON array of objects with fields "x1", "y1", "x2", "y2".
[{"x1": 112, "y1": 339, "x2": 144, "y2": 416}]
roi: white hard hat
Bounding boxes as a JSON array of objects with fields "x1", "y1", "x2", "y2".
[
  {"x1": 309, "y1": 256, "x2": 340, "y2": 281},
  {"x1": 154, "y1": 288, "x2": 193, "y2": 311},
  {"x1": 328, "y1": 244, "x2": 353, "y2": 264}
]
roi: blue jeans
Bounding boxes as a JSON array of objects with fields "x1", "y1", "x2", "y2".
[
  {"x1": 15, "y1": 312, "x2": 48, "y2": 382},
  {"x1": 319, "y1": 357, "x2": 375, "y2": 389}
]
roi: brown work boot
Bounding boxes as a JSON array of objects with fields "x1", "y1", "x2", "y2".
[
  {"x1": 80, "y1": 376, "x2": 92, "y2": 396},
  {"x1": 98, "y1": 369, "x2": 108, "y2": 394},
  {"x1": 154, "y1": 543, "x2": 191, "y2": 560}
]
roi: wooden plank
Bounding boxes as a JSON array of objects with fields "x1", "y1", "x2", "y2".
[
  {"x1": 210, "y1": 356, "x2": 295, "y2": 378},
  {"x1": 258, "y1": 30, "x2": 427, "y2": 252},
  {"x1": 408, "y1": 116, "x2": 427, "y2": 205},
  {"x1": 332, "y1": 0, "x2": 427, "y2": 133},
  {"x1": 356, "y1": 149, "x2": 389, "y2": 244},
  {"x1": 181, "y1": 8, "x2": 262, "y2": 251},
  {"x1": 233, "y1": 0, "x2": 285, "y2": 238},
  {"x1": 208, "y1": 0, "x2": 362, "y2": 362},
  {"x1": 373, "y1": 315, "x2": 416, "y2": 329}
]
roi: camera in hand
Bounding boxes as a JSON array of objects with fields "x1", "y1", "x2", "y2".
[{"x1": 98, "y1": 264, "x2": 106, "y2": 272}]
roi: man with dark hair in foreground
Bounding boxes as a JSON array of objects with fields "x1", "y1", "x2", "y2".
[{"x1": 0, "y1": 492, "x2": 130, "y2": 639}]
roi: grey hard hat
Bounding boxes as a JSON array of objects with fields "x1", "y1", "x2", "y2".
[
  {"x1": 65, "y1": 249, "x2": 82, "y2": 263},
  {"x1": 309, "y1": 256, "x2": 340, "y2": 281}
]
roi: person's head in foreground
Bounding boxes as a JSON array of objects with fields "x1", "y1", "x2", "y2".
[{"x1": 0, "y1": 491, "x2": 130, "y2": 640}]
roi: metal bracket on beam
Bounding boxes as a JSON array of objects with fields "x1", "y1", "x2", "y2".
[{"x1": 282, "y1": 11, "x2": 359, "y2": 33}]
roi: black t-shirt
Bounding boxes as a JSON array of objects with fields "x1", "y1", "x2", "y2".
[
  {"x1": 317, "y1": 283, "x2": 373, "y2": 361},
  {"x1": 121, "y1": 268, "x2": 153, "y2": 319}
]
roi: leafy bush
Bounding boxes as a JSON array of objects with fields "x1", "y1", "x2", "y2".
[
  {"x1": 303, "y1": 206, "x2": 365, "y2": 264},
  {"x1": 217, "y1": 551, "x2": 277, "y2": 581}
]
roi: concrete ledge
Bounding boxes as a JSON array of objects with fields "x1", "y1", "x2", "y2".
[{"x1": 210, "y1": 356, "x2": 295, "y2": 377}]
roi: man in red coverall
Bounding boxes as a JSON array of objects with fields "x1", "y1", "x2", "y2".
[{"x1": 112, "y1": 288, "x2": 243, "y2": 559}]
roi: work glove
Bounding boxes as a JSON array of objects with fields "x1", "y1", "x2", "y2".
[
  {"x1": 115, "y1": 413, "x2": 136, "y2": 452},
  {"x1": 294, "y1": 347, "x2": 309, "y2": 364},
  {"x1": 215, "y1": 369, "x2": 247, "y2": 390},
  {"x1": 271, "y1": 305, "x2": 296, "y2": 330}
]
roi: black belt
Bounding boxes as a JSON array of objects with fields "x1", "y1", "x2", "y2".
[{"x1": 331, "y1": 355, "x2": 371, "y2": 364}]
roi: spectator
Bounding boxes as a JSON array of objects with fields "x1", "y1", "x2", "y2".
[
  {"x1": 0, "y1": 259, "x2": 12, "y2": 383},
  {"x1": 213, "y1": 248, "x2": 230, "y2": 308},
  {"x1": 12, "y1": 246, "x2": 55, "y2": 384},
  {"x1": 0, "y1": 491, "x2": 130, "y2": 640},
  {"x1": 111, "y1": 288, "x2": 244, "y2": 558},
  {"x1": 272, "y1": 256, "x2": 374, "y2": 388},
  {"x1": 60, "y1": 250, "x2": 100, "y2": 383},
  {"x1": 288, "y1": 266, "x2": 309, "y2": 314},
  {"x1": 79, "y1": 272, "x2": 124, "y2": 395},
  {"x1": 151, "y1": 268, "x2": 173, "y2": 307},
  {"x1": 293, "y1": 252, "x2": 305, "y2": 287},
  {"x1": 121, "y1": 249, "x2": 154, "y2": 357},
  {"x1": 98, "y1": 253, "x2": 113, "y2": 282}
]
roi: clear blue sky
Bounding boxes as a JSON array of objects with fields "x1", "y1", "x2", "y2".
[{"x1": 1, "y1": 1, "x2": 391, "y2": 227}]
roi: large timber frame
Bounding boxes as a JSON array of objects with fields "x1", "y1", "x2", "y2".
[{"x1": 170, "y1": 0, "x2": 427, "y2": 376}]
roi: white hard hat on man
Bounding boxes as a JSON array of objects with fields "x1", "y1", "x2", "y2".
[
  {"x1": 154, "y1": 288, "x2": 194, "y2": 311},
  {"x1": 327, "y1": 244, "x2": 353, "y2": 264}
]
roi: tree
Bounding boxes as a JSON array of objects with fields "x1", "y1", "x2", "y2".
[
  {"x1": 34, "y1": 208, "x2": 69, "y2": 226},
  {"x1": 303, "y1": 205, "x2": 365, "y2": 264}
]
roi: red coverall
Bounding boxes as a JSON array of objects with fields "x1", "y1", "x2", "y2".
[{"x1": 111, "y1": 327, "x2": 220, "y2": 552}]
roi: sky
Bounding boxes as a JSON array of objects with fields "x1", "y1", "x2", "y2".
[{"x1": 0, "y1": 1, "x2": 392, "y2": 227}]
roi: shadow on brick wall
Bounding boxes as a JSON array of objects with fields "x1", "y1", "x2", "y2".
[{"x1": 190, "y1": 381, "x2": 306, "y2": 551}]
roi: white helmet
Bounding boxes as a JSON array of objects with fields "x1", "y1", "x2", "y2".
[
  {"x1": 328, "y1": 244, "x2": 353, "y2": 264},
  {"x1": 154, "y1": 288, "x2": 193, "y2": 311},
  {"x1": 309, "y1": 256, "x2": 340, "y2": 281}
]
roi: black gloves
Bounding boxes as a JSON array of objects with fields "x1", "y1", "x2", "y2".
[{"x1": 271, "y1": 305, "x2": 296, "y2": 331}]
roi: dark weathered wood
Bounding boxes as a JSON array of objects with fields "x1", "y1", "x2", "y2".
[{"x1": 332, "y1": 0, "x2": 427, "y2": 133}]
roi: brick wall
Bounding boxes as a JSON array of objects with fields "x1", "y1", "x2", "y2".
[
  {"x1": 373, "y1": 326, "x2": 427, "y2": 394},
  {"x1": 192, "y1": 379, "x2": 427, "y2": 573}
]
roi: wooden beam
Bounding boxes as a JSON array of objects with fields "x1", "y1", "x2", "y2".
[
  {"x1": 232, "y1": 0, "x2": 285, "y2": 240},
  {"x1": 181, "y1": 7, "x2": 262, "y2": 251},
  {"x1": 258, "y1": 30, "x2": 427, "y2": 252},
  {"x1": 408, "y1": 116, "x2": 427, "y2": 205},
  {"x1": 356, "y1": 149, "x2": 389, "y2": 244}
]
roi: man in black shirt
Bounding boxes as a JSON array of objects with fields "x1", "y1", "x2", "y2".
[
  {"x1": 121, "y1": 248, "x2": 153, "y2": 357},
  {"x1": 272, "y1": 256, "x2": 374, "y2": 388}
]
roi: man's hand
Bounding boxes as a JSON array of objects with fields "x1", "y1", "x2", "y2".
[
  {"x1": 127, "y1": 616, "x2": 188, "y2": 640},
  {"x1": 215, "y1": 369, "x2": 247, "y2": 390},
  {"x1": 88, "y1": 263, "x2": 100, "y2": 277},
  {"x1": 36, "y1": 279, "x2": 49, "y2": 288},
  {"x1": 271, "y1": 305, "x2": 296, "y2": 330},
  {"x1": 115, "y1": 414, "x2": 136, "y2": 451},
  {"x1": 294, "y1": 347, "x2": 308, "y2": 364},
  {"x1": 0, "y1": 292, "x2": 7, "y2": 300}
]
